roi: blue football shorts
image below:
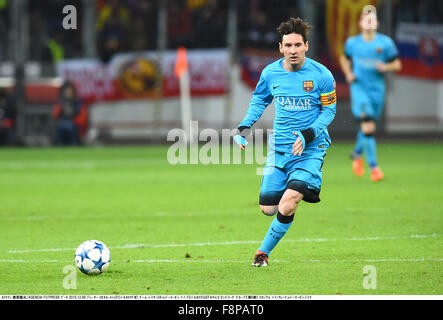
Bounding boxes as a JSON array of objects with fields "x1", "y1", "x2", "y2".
[
  {"x1": 259, "y1": 134, "x2": 329, "y2": 205},
  {"x1": 350, "y1": 81, "x2": 386, "y2": 121}
]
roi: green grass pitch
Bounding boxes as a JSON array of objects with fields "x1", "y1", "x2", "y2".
[{"x1": 0, "y1": 142, "x2": 441, "y2": 295}]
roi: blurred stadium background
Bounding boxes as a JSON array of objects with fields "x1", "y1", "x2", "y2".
[{"x1": 0, "y1": 0, "x2": 442, "y2": 146}]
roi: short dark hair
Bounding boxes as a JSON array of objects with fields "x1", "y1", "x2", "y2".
[{"x1": 277, "y1": 17, "x2": 312, "y2": 43}]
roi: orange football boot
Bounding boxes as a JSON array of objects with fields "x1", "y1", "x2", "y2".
[
  {"x1": 352, "y1": 158, "x2": 365, "y2": 177},
  {"x1": 251, "y1": 250, "x2": 269, "y2": 267},
  {"x1": 370, "y1": 167, "x2": 384, "y2": 182}
]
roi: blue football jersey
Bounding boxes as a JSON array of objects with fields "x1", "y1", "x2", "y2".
[
  {"x1": 344, "y1": 32, "x2": 398, "y2": 89},
  {"x1": 239, "y1": 57, "x2": 337, "y2": 152}
]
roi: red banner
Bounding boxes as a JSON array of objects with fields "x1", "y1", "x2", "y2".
[{"x1": 57, "y1": 49, "x2": 228, "y2": 104}]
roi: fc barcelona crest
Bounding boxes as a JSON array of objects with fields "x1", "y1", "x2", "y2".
[{"x1": 303, "y1": 80, "x2": 314, "y2": 92}]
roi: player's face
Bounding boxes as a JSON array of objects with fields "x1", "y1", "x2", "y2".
[
  {"x1": 359, "y1": 12, "x2": 378, "y2": 31},
  {"x1": 279, "y1": 33, "x2": 309, "y2": 70}
]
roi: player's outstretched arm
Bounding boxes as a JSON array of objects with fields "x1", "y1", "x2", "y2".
[{"x1": 235, "y1": 69, "x2": 272, "y2": 149}]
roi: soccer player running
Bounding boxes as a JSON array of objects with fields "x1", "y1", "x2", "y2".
[
  {"x1": 234, "y1": 17, "x2": 337, "y2": 267},
  {"x1": 340, "y1": 10, "x2": 402, "y2": 181}
]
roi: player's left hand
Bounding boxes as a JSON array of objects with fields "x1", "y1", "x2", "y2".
[
  {"x1": 291, "y1": 131, "x2": 305, "y2": 156},
  {"x1": 376, "y1": 61, "x2": 387, "y2": 73}
]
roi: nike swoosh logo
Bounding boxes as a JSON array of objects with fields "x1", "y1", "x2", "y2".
[{"x1": 273, "y1": 85, "x2": 280, "y2": 89}]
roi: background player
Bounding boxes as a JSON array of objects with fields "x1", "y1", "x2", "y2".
[
  {"x1": 234, "y1": 17, "x2": 337, "y2": 267},
  {"x1": 340, "y1": 10, "x2": 402, "y2": 182}
]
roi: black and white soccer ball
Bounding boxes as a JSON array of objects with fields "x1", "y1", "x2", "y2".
[{"x1": 74, "y1": 240, "x2": 111, "y2": 275}]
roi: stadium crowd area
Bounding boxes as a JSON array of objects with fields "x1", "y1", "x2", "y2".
[{"x1": 0, "y1": 0, "x2": 441, "y2": 64}]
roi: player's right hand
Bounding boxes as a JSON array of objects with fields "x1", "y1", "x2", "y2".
[
  {"x1": 234, "y1": 134, "x2": 248, "y2": 150},
  {"x1": 345, "y1": 72, "x2": 356, "y2": 84}
]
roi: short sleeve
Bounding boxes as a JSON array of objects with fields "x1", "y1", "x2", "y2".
[
  {"x1": 344, "y1": 38, "x2": 354, "y2": 59},
  {"x1": 384, "y1": 37, "x2": 399, "y2": 62}
]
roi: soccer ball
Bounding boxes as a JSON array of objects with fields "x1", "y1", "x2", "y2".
[{"x1": 74, "y1": 240, "x2": 111, "y2": 275}]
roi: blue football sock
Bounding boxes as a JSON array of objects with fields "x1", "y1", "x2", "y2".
[
  {"x1": 362, "y1": 134, "x2": 377, "y2": 168},
  {"x1": 354, "y1": 130, "x2": 364, "y2": 156},
  {"x1": 258, "y1": 212, "x2": 294, "y2": 256}
]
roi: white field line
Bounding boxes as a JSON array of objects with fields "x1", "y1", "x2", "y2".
[
  {"x1": 0, "y1": 209, "x2": 252, "y2": 221},
  {"x1": 0, "y1": 159, "x2": 164, "y2": 170},
  {"x1": 132, "y1": 258, "x2": 443, "y2": 263},
  {"x1": 0, "y1": 258, "x2": 442, "y2": 264},
  {"x1": 5, "y1": 233, "x2": 441, "y2": 254},
  {"x1": 0, "y1": 161, "x2": 97, "y2": 170}
]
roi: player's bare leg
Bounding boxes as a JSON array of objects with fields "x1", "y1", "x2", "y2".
[
  {"x1": 278, "y1": 189, "x2": 303, "y2": 215},
  {"x1": 260, "y1": 205, "x2": 278, "y2": 216}
]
